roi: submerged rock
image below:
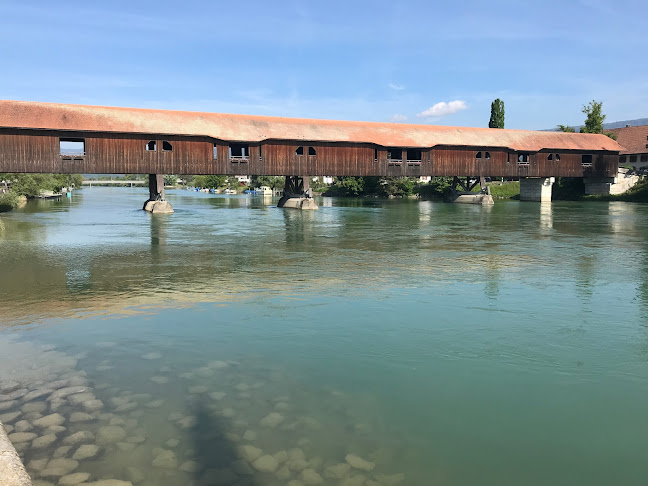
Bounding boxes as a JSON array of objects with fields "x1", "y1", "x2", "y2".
[
  {"x1": 8, "y1": 431, "x2": 37, "y2": 443},
  {"x1": 78, "y1": 481, "x2": 133, "y2": 486},
  {"x1": 180, "y1": 460, "x2": 199, "y2": 473},
  {"x1": 0, "y1": 411, "x2": 22, "y2": 423},
  {"x1": 33, "y1": 413, "x2": 65, "y2": 428},
  {"x1": 252, "y1": 455, "x2": 279, "y2": 473},
  {"x1": 40, "y1": 458, "x2": 79, "y2": 478},
  {"x1": 32, "y1": 433, "x2": 58, "y2": 449},
  {"x1": 14, "y1": 419, "x2": 33, "y2": 432},
  {"x1": 301, "y1": 468, "x2": 324, "y2": 485},
  {"x1": 63, "y1": 431, "x2": 95, "y2": 446},
  {"x1": 22, "y1": 401, "x2": 48, "y2": 414},
  {"x1": 58, "y1": 472, "x2": 91, "y2": 485},
  {"x1": 69, "y1": 412, "x2": 95, "y2": 423},
  {"x1": 259, "y1": 412, "x2": 284, "y2": 428},
  {"x1": 152, "y1": 449, "x2": 177, "y2": 469},
  {"x1": 145, "y1": 399, "x2": 164, "y2": 409},
  {"x1": 0, "y1": 399, "x2": 17, "y2": 412},
  {"x1": 68, "y1": 393, "x2": 95, "y2": 406},
  {"x1": 242, "y1": 430, "x2": 256, "y2": 441},
  {"x1": 375, "y1": 473, "x2": 406, "y2": 485},
  {"x1": 96, "y1": 426, "x2": 126, "y2": 445},
  {"x1": 82, "y1": 399, "x2": 104, "y2": 412},
  {"x1": 238, "y1": 444, "x2": 263, "y2": 463},
  {"x1": 165, "y1": 438, "x2": 179, "y2": 448},
  {"x1": 72, "y1": 444, "x2": 101, "y2": 460},
  {"x1": 53, "y1": 445, "x2": 73, "y2": 458},
  {"x1": 27, "y1": 457, "x2": 49, "y2": 472},
  {"x1": 345, "y1": 453, "x2": 375, "y2": 472},
  {"x1": 324, "y1": 463, "x2": 351, "y2": 479},
  {"x1": 340, "y1": 475, "x2": 368, "y2": 486}
]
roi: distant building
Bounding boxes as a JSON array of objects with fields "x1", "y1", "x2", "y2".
[{"x1": 606, "y1": 125, "x2": 648, "y2": 169}]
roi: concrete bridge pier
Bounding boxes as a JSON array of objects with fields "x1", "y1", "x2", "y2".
[
  {"x1": 277, "y1": 176, "x2": 318, "y2": 210},
  {"x1": 520, "y1": 177, "x2": 554, "y2": 202},
  {"x1": 584, "y1": 168, "x2": 640, "y2": 195},
  {"x1": 143, "y1": 174, "x2": 174, "y2": 213}
]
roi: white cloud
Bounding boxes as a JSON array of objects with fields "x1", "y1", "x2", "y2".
[
  {"x1": 389, "y1": 114, "x2": 407, "y2": 122},
  {"x1": 417, "y1": 100, "x2": 468, "y2": 118},
  {"x1": 388, "y1": 83, "x2": 405, "y2": 91}
]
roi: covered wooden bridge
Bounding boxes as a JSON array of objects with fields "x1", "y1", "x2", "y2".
[{"x1": 0, "y1": 100, "x2": 623, "y2": 210}]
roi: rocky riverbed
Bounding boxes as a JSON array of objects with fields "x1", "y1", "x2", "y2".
[{"x1": 0, "y1": 337, "x2": 407, "y2": 486}]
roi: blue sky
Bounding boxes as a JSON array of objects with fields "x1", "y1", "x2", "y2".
[{"x1": 1, "y1": 0, "x2": 646, "y2": 129}]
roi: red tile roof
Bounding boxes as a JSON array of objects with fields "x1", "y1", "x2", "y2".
[
  {"x1": 0, "y1": 100, "x2": 622, "y2": 153},
  {"x1": 605, "y1": 125, "x2": 648, "y2": 155}
]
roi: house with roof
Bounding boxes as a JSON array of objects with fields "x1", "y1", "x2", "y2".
[{"x1": 606, "y1": 125, "x2": 648, "y2": 170}]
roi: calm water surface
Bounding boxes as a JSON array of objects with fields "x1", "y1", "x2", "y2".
[{"x1": 1, "y1": 187, "x2": 647, "y2": 486}]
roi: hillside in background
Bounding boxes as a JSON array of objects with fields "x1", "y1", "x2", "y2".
[{"x1": 544, "y1": 118, "x2": 648, "y2": 131}]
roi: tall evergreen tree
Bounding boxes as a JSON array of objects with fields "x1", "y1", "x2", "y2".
[{"x1": 488, "y1": 99, "x2": 505, "y2": 128}]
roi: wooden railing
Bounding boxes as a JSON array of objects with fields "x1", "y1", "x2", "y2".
[
  {"x1": 230, "y1": 156, "x2": 249, "y2": 164},
  {"x1": 387, "y1": 159, "x2": 402, "y2": 166},
  {"x1": 407, "y1": 160, "x2": 421, "y2": 166}
]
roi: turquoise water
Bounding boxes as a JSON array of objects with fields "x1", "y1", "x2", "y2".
[{"x1": 0, "y1": 187, "x2": 647, "y2": 486}]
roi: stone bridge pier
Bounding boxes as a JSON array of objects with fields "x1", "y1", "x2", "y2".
[
  {"x1": 277, "y1": 176, "x2": 318, "y2": 210},
  {"x1": 143, "y1": 174, "x2": 174, "y2": 213},
  {"x1": 520, "y1": 177, "x2": 555, "y2": 202}
]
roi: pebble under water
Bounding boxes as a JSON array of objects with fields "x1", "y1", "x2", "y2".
[{"x1": 1, "y1": 187, "x2": 648, "y2": 486}]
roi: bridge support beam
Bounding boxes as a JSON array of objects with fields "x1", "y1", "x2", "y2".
[
  {"x1": 143, "y1": 174, "x2": 174, "y2": 213},
  {"x1": 449, "y1": 176, "x2": 494, "y2": 205},
  {"x1": 277, "y1": 176, "x2": 318, "y2": 210},
  {"x1": 520, "y1": 177, "x2": 554, "y2": 202}
]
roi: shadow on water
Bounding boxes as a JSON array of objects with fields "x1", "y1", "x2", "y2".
[{"x1": 188, "y1": 398, "x2": 260, "y2": 486}]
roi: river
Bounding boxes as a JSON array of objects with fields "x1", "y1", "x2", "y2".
[{"x1": 0, "y1": 187, "x2": 647, "y2": 486}]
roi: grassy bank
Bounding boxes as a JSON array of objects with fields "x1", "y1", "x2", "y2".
[{"x1": 588, "y1": 179, "x2": 648, "y2": 203}]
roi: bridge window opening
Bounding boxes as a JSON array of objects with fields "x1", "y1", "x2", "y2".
[
  {"x1": 387, "y1": 148, "x2": 402, "y2": 166},
  {"x1": 476, "y1": 151, "x2": 482, "y2": 159},
  {"x1": 259, "y1": 145, "x2": 262, "y2": 160},
  {"x1": 517, "y1": 153, "x2": 530, "y2": 164},
  {"x1": 308, "y1": 146, "x2": 317, "y2": 156},
  {"x1": 581, "y1": 154, "x2": 593, "y2": 166},
  {"x1": 640, "y1": 155, "x2": 648, "y2": 162},
  {"x1": 485, "y1": 152, "x2": 491, "y2": 159},
  {"x1": 59, "y1": 138, "x2": 85, "y2": 156},
  {"x1": 213, "y1": 144, "x2": 218, "y2": 159},
  {"x1": 407, "y1": 149, "x2": 421, "y2": 161},
  {"x1": 229, "y1": 143, "x2": 249, "y2": 163},
  {"x1": 296, "y1": 146, "x2": 304, "y2": 156},
  {"x1": 374, "y1": 149, "x2": 378, "y2": 162},
  {"x1": 629, "y1": 155, "x2": 637, "y2": 163},
  {"x1": 547, "y1": 154, "x2": 552, "y2": 160},
  {"x1": 146, "y1": 141, "x2": 157, "y2": 152},
  {"x1": 162, "y1": 141, "x2": 173, "y2": 151}
]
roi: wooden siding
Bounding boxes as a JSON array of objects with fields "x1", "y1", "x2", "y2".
[{"x1": 0, "y1": 128, "x2": 618, "y2": 178}]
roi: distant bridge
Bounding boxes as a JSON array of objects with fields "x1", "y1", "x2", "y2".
[{"x1": 0, "y1": 100, "x2": 624, "y2": 206}]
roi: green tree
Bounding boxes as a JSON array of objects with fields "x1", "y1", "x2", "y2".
[
  {"x1": 581, "y1": 100, "x2": 605, "y2": 134},
  {"x1": 163, "y1": 174, "x2": 178, "y2": 186},
  {"x1": 488, "y1": 99, "x2": 505, "y2": 128},
  {"x1": 557, "y1": 124, "x2": 575, "y2": 132},
  {"x1": 204, "y1": 175, "x2": 227, "y2": 188},
  {"x1": 251, "y1": 175, "x2": 285, "y2": 189}
]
